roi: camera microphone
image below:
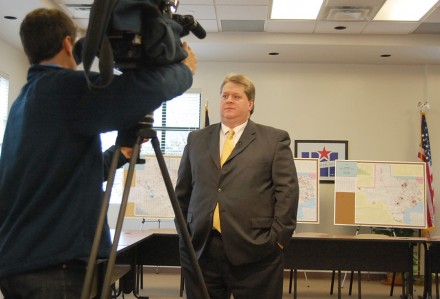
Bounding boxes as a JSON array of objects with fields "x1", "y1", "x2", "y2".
[{"x1": 172, "y1": 14, "x2": 206, "y2": 39}]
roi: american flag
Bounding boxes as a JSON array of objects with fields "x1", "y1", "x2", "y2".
[
  {"x1": 418, "y1": 112, "x2": 435, "y2": 229},
  {"x1": 204, "y1": 102, "x2": 210, "y2": 128}
]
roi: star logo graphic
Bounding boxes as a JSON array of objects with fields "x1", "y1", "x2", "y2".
[{"x1": 318, "y1": 147, "x2": 331, "y2": 160}]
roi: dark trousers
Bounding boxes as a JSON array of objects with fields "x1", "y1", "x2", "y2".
[
  {"x1": 0, "y1": 261, "x2": 86, "y2": 299},
  {"x1": 182, "y1": 231, "x2": 284, "y2": 299}
]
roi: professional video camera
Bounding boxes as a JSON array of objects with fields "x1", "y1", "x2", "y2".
[
  {"x1": 108, "y1": 0, "x2": 206, "y2": 69},
  {"x1": 78, "y1": 0, "x2": 205, "y2": 89}
]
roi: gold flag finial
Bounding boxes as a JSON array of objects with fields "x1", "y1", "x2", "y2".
[{"x1": 418, "y1": 101, "x2": 430, "y2": 113}]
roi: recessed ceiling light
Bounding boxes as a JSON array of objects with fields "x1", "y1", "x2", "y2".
[
  {"x1": 374, "y1": 0, "x2": 438, "y2": 21},
  {"x1": 4, "y1": 16, "x2": 17, "y2": 20},
  {"x1": 271, "y1": 0, "x2": 323, "y2": 20}
]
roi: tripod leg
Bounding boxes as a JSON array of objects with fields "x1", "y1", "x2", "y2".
[
  {"x1": 81, "y1": 144, "x2": 122, "y2": 299},
  {"x1": 100, "y1": 136, "x2": 144, "y2": 299},
  {"x1": 150, "y1": 137, "x2": 210, "y2": 299}
]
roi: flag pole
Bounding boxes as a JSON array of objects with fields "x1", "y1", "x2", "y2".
[
  {"x1": 417, "y1": 101, "x2": 435, "y2": 235},
  {"x1": 204, "y1": 100, "x2": 210, "y2": 128}
]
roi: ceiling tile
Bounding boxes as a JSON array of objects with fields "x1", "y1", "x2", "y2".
[
  {"x1": 413, "y1": 22, "x2": 440, "y2": 34},
  {"x1": 265, "y1": 20, "x2": 317, "y2": 33},
  {"x1": 215, "y1": 0, "x2": 269, "y2": 4},
  {"x1": 216, "y1": 5, "x2": 268, "y2": 20},
  {"x1": 178, "y1": 4, "x2": 217, "y2": 19},
  {"x1": 179, "y1": 0, "x2": 214, "y2": 4},
  {"x1": 363, "y1": 22, "x2": 419, "y2": 34},
  {"x1": 74, "y1": 18, "x2": 89, "y2": 30},
  {"x1": 197, "y1": 19, "x2": 220, "y2": 32}
]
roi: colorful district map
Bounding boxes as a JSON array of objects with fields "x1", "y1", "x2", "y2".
[
  {"x1": 111, "y1": 156, "x2": 320, "y2": 222},
  {"x1": 130, "y1": 156, "x2": 180, "y2": 217},
  {"x1": 335, "y1": 161, "x2": 426, "y2": 228},
  {"x1": 295, "y1": 158, "x2": 319, "y2": 223}
]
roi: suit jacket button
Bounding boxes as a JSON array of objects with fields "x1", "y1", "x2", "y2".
[{"x1": 218, "y1": 188, "x2": 222, "y2": 192}]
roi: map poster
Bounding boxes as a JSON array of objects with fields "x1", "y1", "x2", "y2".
[
  {"x1": 295, "y1": 158, "x2": 320, "y2": 223},
  {"x1": 334, "y1": 160, "x2": 427, "y2": 229},
  {"x1": 129, "y1": 155, "x2": 181, "y2": 218},
  {"x1": 122, "y1": 156, "x2": 320, "y2": 222}
]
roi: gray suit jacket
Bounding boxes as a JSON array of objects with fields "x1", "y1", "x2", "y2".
[{"x1": 175, "y1": 120, "x2": 299, "y2": 266}]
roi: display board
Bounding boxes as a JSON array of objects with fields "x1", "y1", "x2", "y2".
[
  {"x1": 334, "y1": 160, "x2": 427, "y2": 229},
  {"x1": 126, "y1": 155, "x2": 181, "y2": 218},
  {"x1": 295, "y1": 158, "x2": 320, "y2": 223},
  {"x1": 121, "y1": 156, "x2": 319, "y2": 221}
]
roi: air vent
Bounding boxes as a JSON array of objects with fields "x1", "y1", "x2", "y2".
[
  {"x1": 327, "y1": 7, "x2": 371, "y2": 21},
  {"x1": 221, "y1": 20, "x2": 265, "y2": 32},
  {"x1": 62, "y1": 4, "x2": 91, "y2": 19}
]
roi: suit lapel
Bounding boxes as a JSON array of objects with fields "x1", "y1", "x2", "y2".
[{"x1": 209, "y1": 124, "x2": 222, "y2": 169}]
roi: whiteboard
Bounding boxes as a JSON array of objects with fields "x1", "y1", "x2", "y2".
[{"x1": 334, "y1": 160, "x2": 427, "y2": 229}]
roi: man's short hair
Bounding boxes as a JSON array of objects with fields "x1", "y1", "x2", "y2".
[{"x1": 20, "y1": 8, "x2": 77, "y2": 65}]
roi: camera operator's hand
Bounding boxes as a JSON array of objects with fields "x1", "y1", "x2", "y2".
[
  {"x1": 120, "y1": 138, "x2": 149, "y2": 160},
  {"x1": 120, "y1": 147, "x2": 134, "y2": 159},
  {"x1": 182, "y1": 42, "x2": 197, "y2": 75}
]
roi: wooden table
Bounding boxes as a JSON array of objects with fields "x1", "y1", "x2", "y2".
[
  {"x1": 284, "y1": 233, "x2": 425, "y2": 299},
  {"x1": 111, "y1": 229, "x2": 425, "y2": 299},
  {"x1": 109, "y1": 229, "x2": 180, "y2": 298}
]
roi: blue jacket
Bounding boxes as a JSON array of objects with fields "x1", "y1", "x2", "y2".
[{"x1": 0, "y1": 63, "x2": 192, "y2": 278}]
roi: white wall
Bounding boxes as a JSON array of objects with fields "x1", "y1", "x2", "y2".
[
  {"x1": 0, "y1": 39, "x2": 28, "y2": 107},
  {"x1": 189, "y1": 62, "x2": 440, "y2": 236},
  {"x1": 2, "y1": 41, "x2": 439, "y2": 236}
]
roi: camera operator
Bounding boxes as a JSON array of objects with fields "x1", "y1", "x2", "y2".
[{"x1": 0, "y1": 7, "x2": 196, "y2": 299}]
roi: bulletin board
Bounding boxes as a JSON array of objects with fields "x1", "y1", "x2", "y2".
[{"x1": 334, "y1": 160, "x2": 427, "y2": 229}]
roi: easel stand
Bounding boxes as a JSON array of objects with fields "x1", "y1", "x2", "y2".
[{"x1": 81, "y1": 121, "x2": 209, "y2": 299}]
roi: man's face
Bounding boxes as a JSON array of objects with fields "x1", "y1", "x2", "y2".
[{"x1": 220, "y1": 82, "x2": 253, "y2": 128}]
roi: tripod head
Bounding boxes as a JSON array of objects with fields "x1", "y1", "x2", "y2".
[
  {"x1": 116, "y1": 113, "x2": 156, "y2": 164},
  {"x1": 138, "y1": 113, "x2": 154, "y2": 130},
  {"x1": 137, "y1": 113, "x2": 160, "y2": 140},
  {"x1": 116, "y1": 113, "x2": 155, "y2": 146}
]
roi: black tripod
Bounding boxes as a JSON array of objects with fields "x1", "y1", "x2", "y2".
[{"x1": 80, "y1": 116, "x2": 209, "y2": 299}]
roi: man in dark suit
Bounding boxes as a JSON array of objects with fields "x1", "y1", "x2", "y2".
[{"x1": 175, "y1": 73, "x2": 299, "y2": 299}]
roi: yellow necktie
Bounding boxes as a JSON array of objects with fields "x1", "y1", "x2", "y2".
[
  {"x1": 220, "y1": 130, "x2": 235, "y2": 167},
  {"x1": 213, "y1": 130, "x2": 235, "y2": 232}
]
